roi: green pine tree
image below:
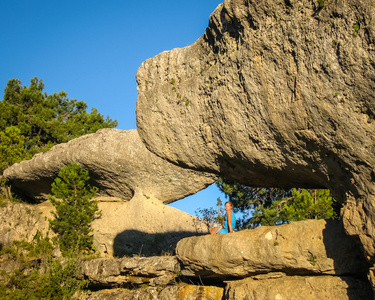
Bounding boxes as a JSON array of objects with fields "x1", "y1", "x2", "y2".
[
  {"x1": 215, "y1": 178, "x2": 340, "y2": 229},
  {"x1": 49, "y1": 164, "x2": 100, "y2": 256},
  {"x1": 0, "y1": 77, "x2": 117, "y2": 172},
  {"x1": 281, "y1": 188, "x2": 338, "y2": 222},
  {"x1": 0, "y1": 126, "x2": 31, "y2": 171}
]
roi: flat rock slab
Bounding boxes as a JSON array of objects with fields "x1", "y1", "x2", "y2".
[
  {"x1": 176, "y1": 219, "x2": 369, "y2": 278},
  {"x1": 3, "y1": 129, "x2": 215, "y2": 204},
  {"x1": 81, "y1": 256, "x2": 180, "y2": 287}
]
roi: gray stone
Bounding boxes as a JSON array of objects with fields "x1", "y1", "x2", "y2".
[
  {"x1": 176, "y1": 219, "x2": 369, "y2": 278},
  {"x1": 3, "y1": 128, "x2": 215, "y2": 204},
  {"x1": 135, "y1": 0, "x2": 375, "y2": 261}
]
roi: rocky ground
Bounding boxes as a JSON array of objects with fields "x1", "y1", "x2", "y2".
[{"x1": 1, "y1": 211, "x2": 372, "y2": 299}]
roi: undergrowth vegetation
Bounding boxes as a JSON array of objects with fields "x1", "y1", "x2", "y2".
[
  {"x1": 0, "y1": 232, "x2": 89, "y2": 300},
  {"x1": 0, "y1": 164, "x2": 100, "y2": 299}
]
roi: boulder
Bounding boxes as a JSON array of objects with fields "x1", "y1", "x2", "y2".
[
  {"x1": 224, "y1": 273, "x2": 372, "y2": 300},
  {"x1": 136, "y1": 0, "x2": 375, "y2": 260},
  {"x1": 176, "y1": 219, "x2": 369, "y2": 278},
  {"x1": 3, "y1": 128, "x2": 215, "y2": 204}
]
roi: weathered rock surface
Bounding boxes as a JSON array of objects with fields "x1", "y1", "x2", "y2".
[
  {"x1": 92, "y1": 194, "x2": 210, "y2": 257},
  {"x1": 81, "y1": 256, "x2": 180, "y2": 288},
  {"x1": 176, "y1": 219, "x2": 369, "y2": 278},
  {"x1": 136, "y1": 0, "x2": 375, "y2": 260},
  {"x1": 0, "y1": 196, "x2": 210, "y2": 257},
  {"x1": 224, "y1": 273, "x2": 372, "y2": 300},
  {"x1": 3, "y1": 128, "x2": 215, "y2": 204},
  {"x1": 1, "y1": 129, "x2": 214, "y2": 256},
  {"x1": 80, "y1": 285, "x2": 224, "y2": 300},
  {"x1": 0, "y1": 201, "x2": 52, "y2": 248}
]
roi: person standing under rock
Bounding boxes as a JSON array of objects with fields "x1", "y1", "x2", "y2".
[{"x1": 211, "y1": 201, "x2": 236, "y2": 234}]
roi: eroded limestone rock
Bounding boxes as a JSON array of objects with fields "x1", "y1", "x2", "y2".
[
  {"x1": 0, "y1": 201, "x2": 51, "y2": 248},
  {"x1": 136, "y1": 0, "x2": 375, "y2": 260},
  {"x1": 92, "y1": 195, "x2": 210, "y2": 256},
  {"x1": 2, "y1": 129, "x2": 214, "y2": 255},
  {"x1": 0, "y1": 196, "x2": 210, "y2": 257},
  {"x1": 224, "y1": 274, "x2": 372, "y2": 300},
  {"x1": 176, "y1": 220, "x2": 369, "y2": 278},
  {"x1": 81, "y1": 256, "x2": 180, "y2": 288},
  {"x1": 3, "y1": 129, "x2": 215, "y2": 204},
  {"x1": 80, "y1": 285, "x2": 224, "y2": 300}
]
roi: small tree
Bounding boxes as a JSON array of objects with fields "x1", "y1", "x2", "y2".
[
  {"x1": 214, "y1": 178, "x2": 340, "y2": 229},
  {"x1": 195, "y1": 197, "x2": 225, "y2": 224},
  {"x1": 0, "y1": 77, "x2": 118, "y2": 172},
  {"x1": 281, "y1": 188, "x2": 338, "y2": 221},
  {"x1": 49, "y1": 164, "x2": 100, "y2": 256}
]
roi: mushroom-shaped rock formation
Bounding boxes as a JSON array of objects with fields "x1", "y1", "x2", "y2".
[
  {"x1": 2, "y1": 129, "x2": 216, "y2": 256},
  {"x1": 136, "y1": 0, "x2": 375, "y2": 261},
  {"x1": 3, "y1": 128, "x2": 215, "y2": 204}
]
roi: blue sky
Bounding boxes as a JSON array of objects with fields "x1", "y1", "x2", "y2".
[{"x1": 0, "y1": 0, "x2": 227, "y2": 215}]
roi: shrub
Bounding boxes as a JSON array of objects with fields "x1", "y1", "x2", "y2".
[{"x1": 1, "y1": 258, "x2": 87, "y2": 299}]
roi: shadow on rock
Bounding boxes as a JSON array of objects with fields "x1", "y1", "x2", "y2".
[
  {"x1": 113, "y1": 229, "x2": 206, "y2": 257},
  {"x1": 322, "y1": 220, "x2": 373, "y2": 299},
  {"x1": 322, "y1": 219, "x2": 370, "y2": 275}
]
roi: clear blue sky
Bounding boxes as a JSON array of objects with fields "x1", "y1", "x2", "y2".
[{"x1": 0, "y1": 0, "x2": 227, "y2": 215}]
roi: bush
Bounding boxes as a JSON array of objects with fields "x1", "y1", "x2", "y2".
[
  {"x1": 0, "y1": 235, "x2": 88, "y2": 300},
  {"x1": 1, "y1": 259, "x2": 87, "y2": 300}
]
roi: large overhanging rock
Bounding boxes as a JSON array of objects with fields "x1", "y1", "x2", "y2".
[
  {"x1": 2, "y1": 128, "x2": 215, "y2": 204},
  {"x1": 136, "y1": 0, "x2": 375, "y2": 260},
  {"x1": 2, "y1": 129, "x2": 215, "y2": 256},
  {"x1": 176, "y1": 219, "x2": 369, "y2": 278}
]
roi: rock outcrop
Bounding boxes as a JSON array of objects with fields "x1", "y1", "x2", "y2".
[
  {"x1": 175, "y1": 219, "x2": 372, "y2": 298},
  {"x1": 0, "y1": 201, "x2": 52, "y2": 248},
  {"x1": 92, "y1": 195, "x2": 210, "y2": 256},
  {"x1": 80, "y1": 256, "x2": 180, "y2": 288},
  {"x1": 80, "y1": 285, "x2": 224, "y2": 300},
  {"x1": 1, "y1": 220, "x2": 371, "y2": 299},
  {"x1": 1, "y1": 129, "x2": 215, "y2": 255},
  {"x1": 3, "y1": 128, "x2": 215, "y2": 204},
  {"x1": 224, "y1": 274, "x2": 372, "y2": 300},
  {"x1": 136, "y1": 0, "x2": 375, "y2": 261},
  {"x1": 0, "y1": 196, "x2": 211, "y2": 257},
  {"x1": 176, "y1": 219, "x2": 369, "y2": 278}
]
